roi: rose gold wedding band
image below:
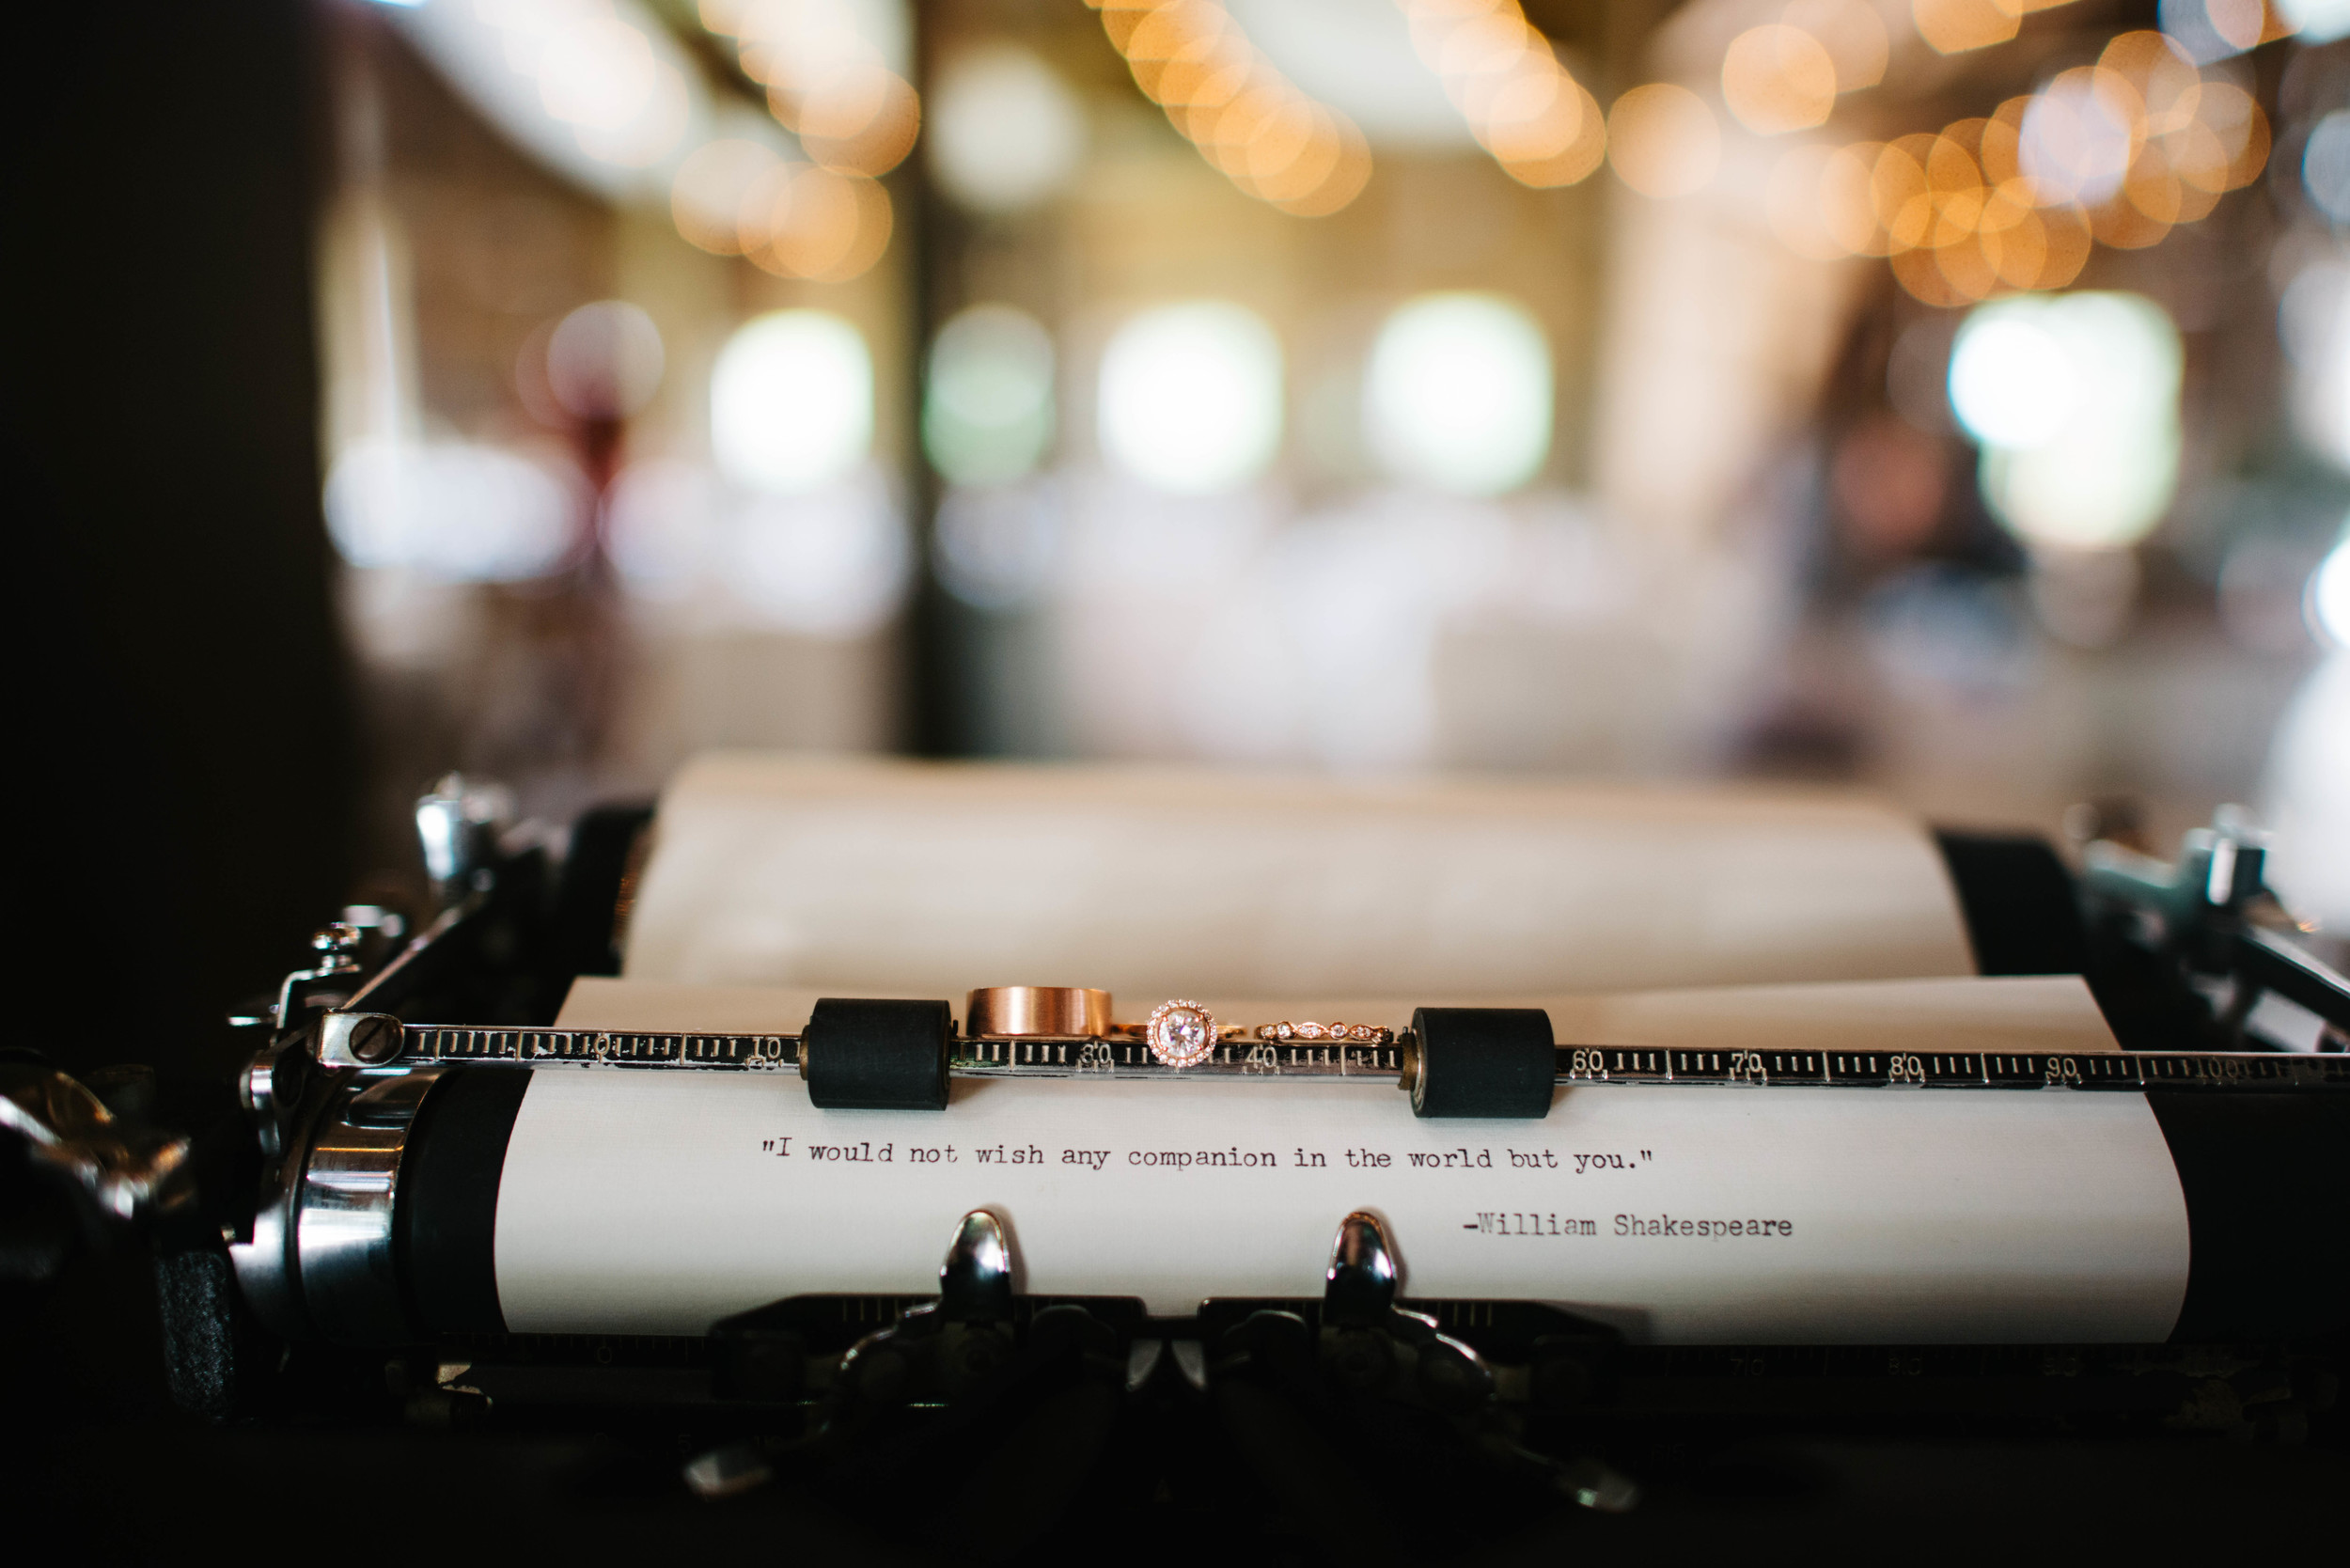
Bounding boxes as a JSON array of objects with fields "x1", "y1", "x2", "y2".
[{"x1": 964, "y1": 986, "x2": 1113, "y2": 1039}]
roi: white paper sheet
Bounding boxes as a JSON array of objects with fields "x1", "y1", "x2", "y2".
[
  {"x1": 619, "y1": 756, "x2": 1977, "y2": 997},
  {"x1": 494, "y1": 1068, "x2": 2186, "y2": 1344}
]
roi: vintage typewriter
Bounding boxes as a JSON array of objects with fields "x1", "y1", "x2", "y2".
[{"x1": 8, "y1": 772, "x2": 2349, "y2": 1558}]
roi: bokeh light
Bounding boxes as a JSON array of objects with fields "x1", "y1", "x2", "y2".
[
  {"x1": 1397, "y1": 0, "x2": 1606, "y2": 188},
  {"x1": 1911, "y1": 0, "x2": 2019, "y2": 56},
  {"x1": 1950, "y1": 291, "x2": 2184, "y2": 551},
  {"x1": 2020, "y1": 68, "x2": 2139, "y2": 209},
  {"x1": 2263, "y1": 646, "x2": 2350, "y2": 935},
  {"x1": 710, "y1": 310, "x2": 874, "y2": 496},
  {"x1": 2281, "y1": 259, "x2": 2350, "y2": 465},
  {"x1": 672, "y1": 135, "x2": 895, "y2": 276},
  {"x1": 700, "y1": 0, "x2": 919, "y2": 176},
  {"x1": 2314, "y1": 530, "x2": 2350, "y2": 646},
  {"x1": 2306, "y1": 111, "x2": 2350, "y2": 225},
  {"x1": 670, "y1": 138, "x2": 782, "y2": 255},
  {"x1": 1363, "y1": 293, "x2": 1552, "y2": 496},
  {"x1": 335, "y1": 0, "x2": 2332, "y2": 847},
  {"x1": 326, "y1": 439, "x2": 581, "y2": 582},
  {"x1": 1950, "y1": 314, "x2": 2078, "y2": 448},
  {"x1": 2280, "y1": 0, "x2": 2350, "y2": 43},
  {"x1": 546, "y1": 300, "x2": 664, "y2": 420},
  {"x1": 1097, "y1": 301, "x2": 1284, "y2": 495},
  {"x1": 1722, "y1": 25, "x2": 1837, "y2": 137},
  {"x1": 1815, "y1": 126, "x2": 2083, "y2": 295},
  {"x1": 738, "y1": 163, "x2": 893, "y2": 282},
  {"x1": 672, "y1": 1, "x2": 919, "y2": 265},
  {"x1": 924, "y1": 305, "x2": 1057, "y2": 489},
  {"x1": 1766, "y1": 35, "x2": 2267, "y2": 301},
  {"x1": 1089, "y1": 0, "x2": 1372, "y2": 215},
  {"x1": 928, "y1": 44, "x2": 1088, "y2": 214},
  {"x1": 478, "y1": 0, "x2": 692, "y2": 168},
  {"x1": 2161, "y1": 0, "x2": 2272, "y2": 62},
  {"x1": 1783, "y1": 0, "x2": 1888, "y2": 92},
  {"x1": 1607, "y1": 85, "x2": 1719, "y2": 199}
]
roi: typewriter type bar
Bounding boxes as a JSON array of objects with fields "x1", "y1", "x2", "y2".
[{"x1": 382, "y1": 1022, "x2": 2350, "y2": 1092}]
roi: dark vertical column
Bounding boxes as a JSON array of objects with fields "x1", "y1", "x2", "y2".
[
  {"x1": 0, "y1": 1, "x2": 358, "y2": 1078},
  {"x1": 904, "y1": 0, "x2": 964, "y2": 757}
]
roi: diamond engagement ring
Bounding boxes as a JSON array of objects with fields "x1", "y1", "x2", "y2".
[{"x1": 1144, "y1": 1000, "x2": 1219, "y2": 1068}]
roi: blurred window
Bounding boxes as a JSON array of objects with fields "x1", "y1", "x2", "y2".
[
  {"x1": 1097, "y1": 302, "x2": 1284, "y2": 494},
  {"x1": 711, "y1": 310, "x2": 873, "y2": 494},
  {"x1": 1950, "y1": 292, "x2": 2182, "y2": 551},
  {"x1": 2280, "y1": 0, "x2": 2350, "y2": 44},
  {"x1": 924, "y1": 306, "x2": 1056, "y2": 488},
  {"x1": 325, "y1": 439, "x2": 581, "y2": 582},
  {"x1": 1364, "y1": 293, "x2": 1553, "y2": 496},
  {"x1": 2316, "y1": 532, "x2": 2350, "y2": 647}
]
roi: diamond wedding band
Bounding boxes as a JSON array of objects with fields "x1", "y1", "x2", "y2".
[{"x1": 1255, "y1": 1020, "x2": 1392, "y2": 1045}]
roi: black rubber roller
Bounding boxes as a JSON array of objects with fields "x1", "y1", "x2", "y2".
[
  {"x1": 804, "y1": 998, "x2": 953, "y2": 1110},
  {"x1": 1409, "y1": 1008, "x2": 1557, "y2": 1119}
]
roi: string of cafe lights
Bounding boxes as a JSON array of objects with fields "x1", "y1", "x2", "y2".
[
  {"x1": 1397, "y1": 0, "x2": 1607, "y2": 188},
  {"x1": 1085, "y1": 0, "x2": 1373, "y2": 217},
  {"x1": 1770, "y1": 29, "x2": 2270, "y2": 305},
  {"x1": 1462, "y1": 1, "x2": 2276, "y2": 308},
  {"x1": 657, "y1": 0, "x2": 2278, "y2": 304},
  {"x1": 667, "y1": 0, "x2": 922, "y2": 282}
]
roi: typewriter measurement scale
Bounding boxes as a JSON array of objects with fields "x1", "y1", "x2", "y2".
[{"x1": 383, "y1": 1022, "x2": 2350, "y2": 1092}]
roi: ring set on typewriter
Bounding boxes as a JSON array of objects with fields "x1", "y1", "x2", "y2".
[{"x1": 964, "y1": 986, "x2": 1393, "y2": 1070}]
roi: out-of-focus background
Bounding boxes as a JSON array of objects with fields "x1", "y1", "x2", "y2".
[{"x1": 10, "y1": 0, "x2": 2350, "y2": 1066}]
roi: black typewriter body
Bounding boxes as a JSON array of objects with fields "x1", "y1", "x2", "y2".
[{"x1": 9, "y1": 789, "x2": 2350, "y2": 1563}]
